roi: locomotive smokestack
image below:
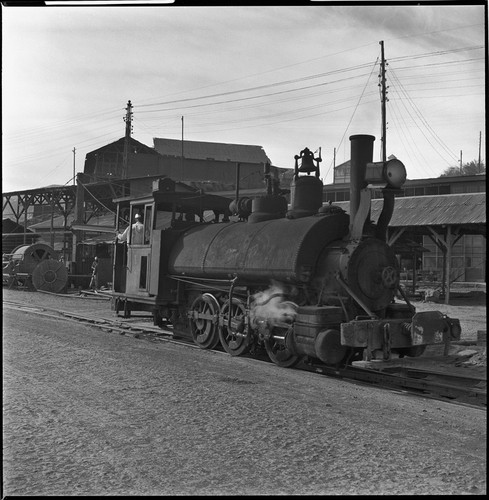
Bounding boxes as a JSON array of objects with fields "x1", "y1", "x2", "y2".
[{"x1": 349, "y1": 135, "x2": 375, "y2": 228}]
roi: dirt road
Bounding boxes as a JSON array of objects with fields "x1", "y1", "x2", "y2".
[{"x1": 2, "y1": 294, "x2": 486, "y2": 495}]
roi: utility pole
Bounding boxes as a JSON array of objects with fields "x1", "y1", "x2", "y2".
[
  {"x1": 122, "y1": 100, "x2": 133, "y2": 179},
  {"x1": 379, "y1": 40, "x2": 387, "y2": 163},
  {"x1": 460, "y1": 150, "x2": 463, "y2": 173},
  {"x1": 181, "y1": 115, "x2": 184, "y2": 180},
  {"x1": 333, "y1": 147, "x2": 336, "y2": 184},
  {"x1": 72, "y1": 147, "x2": 76, "y2": 185},
  {"x1": 478, "y1": 131, "x2": 482, "y2": 173}
]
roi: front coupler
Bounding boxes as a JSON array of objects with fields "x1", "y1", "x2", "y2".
[{"x1": 340, "y1": 311, "x2": 461, "y2": 361}]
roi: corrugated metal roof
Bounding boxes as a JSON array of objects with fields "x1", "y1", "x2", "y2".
[
  {"x1": 335, "y1": 193, "x2": 485, "y2": 227},
  {"x1": 153, "y1": 138, "x2": 271, "y2": 164},
  {"x1": 28, "y1": 213, "x2": 115, "y2": 231},
  {"x1": 23, "y1": 193, "x2": 486, "y2": 234}
]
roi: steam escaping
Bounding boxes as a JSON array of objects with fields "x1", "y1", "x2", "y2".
[{"x1": 250, "y1": 282, "x2": 298, "y2": 328}]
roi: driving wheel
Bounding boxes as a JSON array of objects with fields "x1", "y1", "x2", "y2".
[
  {"x1": 219, "y1": 298, "x2": 251, "y2": 356},
  {"x1": 264, "y1": 326, "x2": 300, "y2": 368},
  {"x1": 189, "y1": 294, "x2": 220, "y2": 349}
]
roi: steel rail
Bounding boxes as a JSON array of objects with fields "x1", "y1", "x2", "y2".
[
  {"x1": 3, "y1": 298, "x2": 486, "y2": 409},
  {"x1": 306, "y1": 363, "x2": 486, "y2": 408}
]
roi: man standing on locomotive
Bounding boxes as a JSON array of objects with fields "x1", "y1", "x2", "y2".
[{"x1": 116, "y1": 213, "x2": 144, "y2": 245}]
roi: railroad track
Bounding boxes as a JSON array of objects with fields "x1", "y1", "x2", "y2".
[{"x1": 4, "y1": 298, "x2": 486, "y2": 410}]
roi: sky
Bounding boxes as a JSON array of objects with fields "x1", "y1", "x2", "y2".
[{"x1": 2, "y1": 2, "x2": 486, "y2": 194}]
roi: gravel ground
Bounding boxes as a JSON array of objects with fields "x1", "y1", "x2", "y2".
[{"x1": 2, "y1": 289, "x2": 487, "y2": 495}]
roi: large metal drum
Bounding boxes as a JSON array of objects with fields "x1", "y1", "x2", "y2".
[
  {"x1": 10, "y1": 243, "x2": 68, "y2": 293},
  {"x1": 10, "y1": 243, "x2": 58, "y2": 274},
  {"x1": 32, "y1": 259, "x2": 69, "y2": 294}
]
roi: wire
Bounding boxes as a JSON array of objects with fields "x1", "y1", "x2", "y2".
[
  {"x1": 136, "y1": 62, "x2": 378, "y2": 109},
  {"x1": 323, "y1": 58, "x2": 380, "y2": 182},
  {"x1": 389, "y1": 66, "x2": 459, "y2": 165}
]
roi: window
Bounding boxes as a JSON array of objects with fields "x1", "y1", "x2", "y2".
[
  {"x1": 472, "y1": 236, "x2": 484, "y2": 250},
  {"x1": 451, "y1": 256, "x2": 464, "y2": 268},
  {"x1": 129, "y1": 204, "x2": 144, "y2": 245},
  {"x1": 144, "y1": 205, "x2": 153, "y2": 245},
  {"x1": 425, "y1": 186, "x2": 438, "y2": 195},
  {"x1": 139, "y1": 256, "x2": 147, "y2": 289},
  {"x1": 424, "y1": 256, "x2": 437, "y2": 268},
  {"x1": 452, "y1": 240, "x2": 463, "y2": 255},
  {"x1": 451, "y1": 184, "x2": 464, "y2": 194}
]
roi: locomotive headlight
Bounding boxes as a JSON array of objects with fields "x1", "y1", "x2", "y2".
[{"x1": 366, "y1": 159, "x2": 407, "y2": 188}]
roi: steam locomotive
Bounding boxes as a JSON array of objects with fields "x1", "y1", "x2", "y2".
[{"x1": 111, "y1": 134, "x2": 461, "y2": 367}]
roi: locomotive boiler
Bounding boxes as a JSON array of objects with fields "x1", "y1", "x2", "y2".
[{"x1": 111, "y1": 134, "x2": 461, "y2": 367}]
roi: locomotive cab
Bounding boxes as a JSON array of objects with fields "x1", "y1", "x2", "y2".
[
  {"x1": 113, "y1": 198, "x2": 154, "y2": 296},
  {"x1": 111, "y1": 178, "x2": 233, "y2": 324}
]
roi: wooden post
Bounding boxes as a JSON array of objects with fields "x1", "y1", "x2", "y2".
[
  {"x1": 72, "y1": 147, "x2": 76, "y2": 185},
  {"x1": 50, "y1": 199, "x2": 55, "y2": 249},
  {"x1": 445, "y1": 225, "x2": 452, "y2": 304},
  {"x1": 23, "y1": 197, "x2": 28, "y2": 245},
  {"x1": 412, "y1": 249, "x2": 417, "y2": 296},
  {"x1": 441, "y1": 246, "x2": 447, "y2": 297}
]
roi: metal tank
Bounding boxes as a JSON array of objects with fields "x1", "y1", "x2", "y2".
[
  {"x1": 167, "y1": 210, "x2": 349, "y2": 284},
  {"x1": 167, "y1": 145, "x2": 350, "y2": 284},
  {"x1": 10, "y1": 243, "x2": 58, "y2": 273}
]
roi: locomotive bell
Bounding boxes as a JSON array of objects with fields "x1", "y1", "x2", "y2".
[
  {"x1": 289, "y1": 147, "x2": 324, "y2": 219},
  {"x1": 295, "y1": 147, "x2": 321, "y2": 176},
  {"x1": 298, "y1": 149, "x2": 316, "y2": 173}
]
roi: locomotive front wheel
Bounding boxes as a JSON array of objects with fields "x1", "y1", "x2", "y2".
[
  {"x1": 190, "y1": 294, "x2": 220, "y2": 350},
  {"x1": 219, "y1": 298, "x2": 251, "y2": 356},
  {"x1": 264, "y1": 326, "x2": 300, "y2": 368}
]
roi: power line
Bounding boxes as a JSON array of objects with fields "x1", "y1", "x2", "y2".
[
  {"x1": 136, "y1": 62, "x2": 378, "y2": 109},
  {"x1": 388, "y1": 66, "x2": 459, "y2": 167},
  {"x1": 323, "y1": 58, "x2": 380, "y2": 182}
]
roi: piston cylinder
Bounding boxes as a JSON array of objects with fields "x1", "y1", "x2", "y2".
[{"x1": 292, "y1": 306, "x2": 346, "y2": 364}]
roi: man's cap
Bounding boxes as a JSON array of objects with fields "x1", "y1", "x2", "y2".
[{"x1": 135, "y1": 214, "x2": 141, "y2": 219}]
